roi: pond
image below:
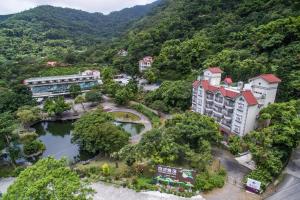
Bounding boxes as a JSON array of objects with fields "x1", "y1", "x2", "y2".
[{"x1": 32, "y1": 120, "x2": 144, "y2": 162}]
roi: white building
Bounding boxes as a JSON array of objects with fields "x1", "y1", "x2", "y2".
[
  {"x1": 192, "y1": 67, "x2": 281, "y2": 136},
  {"x1": 24, "y1": 70, "x2": 102, "y2": 98},
  {"x1": 113, "y1": 74, "x2": 132, "y2": 86},
  {"x1": 139, "y1": 56, "x2": 154, "y2": 72},
  {"x1": 117, "y1": 49, "x2": 128, "y2": 57}
]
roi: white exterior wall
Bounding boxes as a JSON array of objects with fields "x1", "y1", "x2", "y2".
[
  {"x1": 139, "y1": 62, "x2": 152, "y2": 72},
  {"x1": 243, "y1": 105, "x2": 259, "y2": 135},
  {"x1": 250, "y1": 78, "x2": 279, "y2": 108},
  {"x1": 231, "y1": 96, "x2": 248, "y2": 136},
  {"x1": 192, "y1": 87, "x2": 198, "y2": 112},
  {"x1": 197, "y1": 87, "x2": 206, "y2": 114},
  {"x1": 203, "y1": 70, "x2": 221, "y2": 86}
]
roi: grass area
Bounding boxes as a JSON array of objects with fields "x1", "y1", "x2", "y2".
[
  {"x1": 111, "y1": 112, "x2": 141, "y2": 121},
  {"x1": 129, "y1": 103, "x2": 161, "y2": 128}
]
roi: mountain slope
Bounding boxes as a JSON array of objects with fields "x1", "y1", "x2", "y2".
[
  {"x1": 0, "y1": 2, "x2": 161, "y2": 61},
  {"x1": 94, "y1": 0, "x2": 299, "y2": 101}
]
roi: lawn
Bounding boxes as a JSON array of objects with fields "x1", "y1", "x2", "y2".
[{"x1": 111, "y1": 112, "x2": 141, "y2": 121}]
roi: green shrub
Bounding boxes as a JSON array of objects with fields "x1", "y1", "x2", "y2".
[
  {"x1": 195, "y1": 169, "x2": 226, "y2": 191},
  {"x1": 130, "y1": 103, "x2": 160, "y2": 128},
  {"x1": 245, "y1": 168, "x2": 272, "y2": 190},
  {"x1": 228, "y1": 135, "x2": 243, "y2": 155},
  {"x1": 23, "y1": 140, "x2": 45, "y2": 155}
]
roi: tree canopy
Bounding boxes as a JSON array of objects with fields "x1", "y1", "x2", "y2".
[
  {"x1": 3, "y1": 157, "x2": 94, "y2": 200},
  {"x1": 72, "y1": 109, "x2": 130, "y2": 154}
]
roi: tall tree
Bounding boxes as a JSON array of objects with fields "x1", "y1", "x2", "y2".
[
  {"x1": 0, "y1": 112, "x2": 18, "y2": 165},
  {"x1": 3, "y1": 157, "x2": 94, "y2": 200},
  {"x1": 73, "y1": 110, "x2": 129, "y2": 155}
]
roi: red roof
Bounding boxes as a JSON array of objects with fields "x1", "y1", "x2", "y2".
[
  {"x1": 242, "y1": 90, "x2": 258, "y2": 106},
  {"x1": 224, "y1": 77, "x2": 233, "y2": 85},
  {"x1": 201, "y1": 80, "x2": 218, "y2": 92},
  {"x1": 207, "y1": 67, "x2": 223, "y2": 74},
  {"x1": 193, "y1": 80, "x2": 201, "y2": 88},
  {"x1": 252, "y1": 74, "x2": 281, "y2": 84},
  {"x1": 219, "y1": 87, "x2": 239, "y2": 99}
]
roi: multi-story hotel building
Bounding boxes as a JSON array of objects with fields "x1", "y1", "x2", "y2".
[
  {"x1": 139, "y1": 56, "x2": 154, "y2": 72},
  {"x1": 24, "y1": 70, "x2": 102, "y2": 98},
  {"x1": 192, "y1": 67, "x2": 281, "y2": 136}
]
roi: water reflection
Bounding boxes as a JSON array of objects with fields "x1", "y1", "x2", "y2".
[{"x1": 32, "y1": 120, "x2": 145, "y2": 162}]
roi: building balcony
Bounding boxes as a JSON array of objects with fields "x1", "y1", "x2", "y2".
[
  {"x1": 213, "y1": 110, "x2": 223, "y2": 118},
  {"x1": 225, "y1": 103, "x2": 234, "y2": 110},
  {"x1": 221, "y1": 122, "x2": 231, "y2": 131},
  {"x1": 214, "y1": 100, "x2": 224, "y2": 106},
  {"x1": 206, "y1": 98, "x2": 213, "y2": 102},
  {"x1": 224, "y1": 114, "x2": 232, "y2": 120},
  {"x1": 206, "y1": 95, "x2": 214, "y2": 100},
  {"x1": 206, "y1": 106, "x2": 213, "y2": 111}
]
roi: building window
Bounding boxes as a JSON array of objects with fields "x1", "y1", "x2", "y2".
[
  {"x1": 238, "y1": 103, "x2": 244, "y2": 111},
  {"x1": 234, "y1": 126, "x2": 240, "y2": 133},
  {"x1": 236, "y1": 114, "x2": 242, "y2": 123}
]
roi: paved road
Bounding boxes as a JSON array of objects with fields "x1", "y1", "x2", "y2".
[
  {"x1": 0, "y1": 177, "x2": 15, "y2": 194},
  {"x1": 204, "y1": 147, "x2": 261, "y2": 200},
  {"x1": 92, "y1": 182, "x2": 205, "y2": 200},
  {"x1": 266, "y1": 146, "x2": 300, "y2": 200}
]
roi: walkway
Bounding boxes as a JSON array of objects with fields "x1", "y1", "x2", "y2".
[
  {"x1": 92, "y1": 182, "x2": 205, "y2": 200},
  {"x1": 108, "y1": 107, "x2": 152, "y2": 143},
  {"x1": 101, "y1": 95, "x2": 152, "y2": 143}
]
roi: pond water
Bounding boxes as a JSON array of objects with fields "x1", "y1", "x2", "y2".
[{"x1": 32, "y1": 120, "x2": 144, "y2": 162}]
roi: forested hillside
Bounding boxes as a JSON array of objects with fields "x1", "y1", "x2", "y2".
[
  {"x1": 0, "y1": 1, "x2": 161, "y2": 62},
  {"x1": 91, "y1": 0, "x2": 299, "y2": 101}
]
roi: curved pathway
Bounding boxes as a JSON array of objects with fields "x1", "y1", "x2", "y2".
[
  {"x1": 108, "y1": 108, "x2": 152, "y2": 143},
  {"x1": 101, "y1": 95, "x2": 152, "y2": 143}
]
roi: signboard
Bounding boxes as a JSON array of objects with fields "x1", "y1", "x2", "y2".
[
  {"x1": 157, "y1": 165, "x2": 196, "y2": 184},
  {"x1": 246, "y1": 178, "x2": 261, "y2": 194}
]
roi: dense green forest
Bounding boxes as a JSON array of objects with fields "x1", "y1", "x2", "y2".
[
  {"x1": 0, "y1": 0, "x2": 299, "y2": 102},
  {"x1": 0, "y1": 1, "x2": 161, "y2": 63},
  {"x1": 87, "y1": 0, "x2": 299, "y2": 101}
]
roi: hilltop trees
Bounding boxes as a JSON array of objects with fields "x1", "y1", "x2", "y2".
[
  {"x1": 3, "y1": 157, "x2": 94, "y2": 200},
  {"x1": 145, "y1": 80, "x2": 192, "y2": 113}
]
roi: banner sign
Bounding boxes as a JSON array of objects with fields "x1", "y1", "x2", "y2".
[
  {"x1": 157, "y1": 165, "x2": 196, "y2": 184},
  {"x1": 246, "y1": 178, "x2": 261, "y2": 194}
]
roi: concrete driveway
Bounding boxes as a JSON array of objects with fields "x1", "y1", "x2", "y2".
[
  {"x1": 266, "y1": 146, "x2": 300, "y2": 200},
  {"x1": 203, "y1": 147, "x2": 261, "y2": 200},
  {"x1": 92, "y1": 182, "x2": 205, "y2": 200}
]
